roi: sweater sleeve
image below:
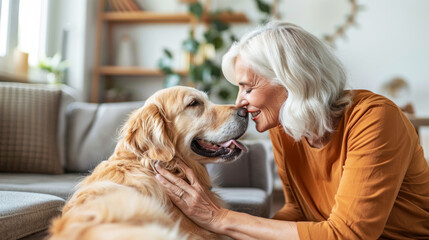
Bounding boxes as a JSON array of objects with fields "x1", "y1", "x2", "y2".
[
  {"x1": 297, "y1": 104, "x2": 415, "y2": 239},
  {"x1": 270, "y1": 127, "x2": 305, "y2": 221}
]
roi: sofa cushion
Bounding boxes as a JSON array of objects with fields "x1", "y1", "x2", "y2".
[
  {"x1": 0, "y1": 83, "x2": 63, "y2": 174},
  {"x1": 66, "y1": 101, "x2": 144, "y2": 172},
  {"x1": 206, "y1": 142, "x2": 270, "y2": 190},
  {"x1": 0, "y1": 174, "x2": 271, "y2": 217},
  {"x1": 213, "y1": 187, "x2": 271, "y2": 217},
  {"x1": 0, "y1": 173, "x2": 85, "y2": 200},
  {"x1": 0, "y1": 191, "x2": 65, "y2": 239}
]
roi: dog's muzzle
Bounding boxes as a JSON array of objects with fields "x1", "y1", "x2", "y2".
[{"x1": 191, "y1": 108, "x2": 249, "y2": 161}]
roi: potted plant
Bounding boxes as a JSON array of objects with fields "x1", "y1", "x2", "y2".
[
  {"x1": 38, "y1": 53, "x2": 69, "y2": 84},
  {"x1": 158, "y1": 0, "x2": 273, "y2": 103}
]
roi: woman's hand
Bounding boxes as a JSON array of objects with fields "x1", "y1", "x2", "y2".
[{"x1": 155, "y1": 160, "x2": 229, "y2": 232}]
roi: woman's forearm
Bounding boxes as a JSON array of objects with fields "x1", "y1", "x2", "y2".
[
  {"x1": 216, "y1": 210, "x2": 300, "y2": 240},
  {"x1": 154, "y1": 162, "x2": 299, "y2": 239}
]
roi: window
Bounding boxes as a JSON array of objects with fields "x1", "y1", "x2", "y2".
[
  {"x1": 18, "y1": 0, "x2": 47, "y2": 66},
  {"x1": 0, "y1": 0, "x2": 12, "y2": 57},
  {"x1": 0, "y1": 0, "x2": 47, "y2": 66}
]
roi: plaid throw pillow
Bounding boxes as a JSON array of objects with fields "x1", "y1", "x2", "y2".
[{"x1": 0, "y1": 83, "x2": 63, "y2": 174}]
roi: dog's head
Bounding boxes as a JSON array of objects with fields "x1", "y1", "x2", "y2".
[{"x1": 120, "y1": 86, "x2": 248, "y2": 165}]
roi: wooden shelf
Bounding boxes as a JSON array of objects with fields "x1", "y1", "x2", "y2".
[
  {"x1": 91, "y1": 0, "x2": 250, "y2": 102},
  {"x1": 202, "y1": 12, "x2": 249, "y2": 23},
  {"x1": 99, "y1": 66, "x2": 188, "y2": 76},
  {"x1": 102, "y1": 11, "x2": 248, "y2": 24}
]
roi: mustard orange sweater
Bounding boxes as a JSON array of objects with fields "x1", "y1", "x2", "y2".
[{"x1": 269, "y1": 90, "x2": 429, "y2": 239}]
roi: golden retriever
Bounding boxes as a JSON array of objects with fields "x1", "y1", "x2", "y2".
[{"x1": 48, "y1": 86, "x2": 249, "y2": 240}]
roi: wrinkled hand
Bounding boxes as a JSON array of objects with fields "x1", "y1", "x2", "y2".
[{"x1": 155, "y1": 160, "x2": 228, "y2": 232}]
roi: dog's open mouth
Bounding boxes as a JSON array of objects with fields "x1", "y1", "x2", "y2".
[{"x1": 191, "y1": 138, "x2": 248, "y2": 160}]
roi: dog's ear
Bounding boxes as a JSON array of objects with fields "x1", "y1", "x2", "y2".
[{"x1": 121, "y1": 103, "x2": 175, "y2": 162}]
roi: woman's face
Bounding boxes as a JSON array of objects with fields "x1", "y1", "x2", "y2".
[{"x1": 234, "y1": 56, "x2": 288, "y2": 132}]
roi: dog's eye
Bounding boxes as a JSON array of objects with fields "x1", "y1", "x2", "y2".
[{"x1": 187, "y1": 99, "x2": 199, "y2": 107}]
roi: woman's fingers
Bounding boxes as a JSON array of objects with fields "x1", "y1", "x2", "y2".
[
  {"x1": 176, "y1": 160, "x2": 199, "y2": 186},
  {"x1": 155, "y1": 161, "x2": 227, "y2": 232},
  {"x1": 155, "y1": 173, "x2": 184, "y2": 197},
  {"x1": 155, "y1": 174, "x2": 188, "y2": 206},
  {"x1": 155, "y1": 163, "x2": 194, "y2": 193},
  {"x1": 155, "y1": 162, "x2": 200, "y2": 202}
]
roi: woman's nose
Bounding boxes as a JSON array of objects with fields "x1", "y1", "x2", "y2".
[{"x1": 235, "y1": 95, "x2": 248, "y2": 107}]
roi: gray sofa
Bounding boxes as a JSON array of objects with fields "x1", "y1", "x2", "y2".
[{"x1": 0, "y1": 82, "x2": 273, "y2": 240}]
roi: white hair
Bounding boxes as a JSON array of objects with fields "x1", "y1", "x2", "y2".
[{"x1": 222, "y1": 21, "x2": 352, "y2": 141}]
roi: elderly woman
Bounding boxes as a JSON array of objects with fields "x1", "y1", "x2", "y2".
[{"x1": 155, "y1": 21, "x2": 429, "y2": 239}]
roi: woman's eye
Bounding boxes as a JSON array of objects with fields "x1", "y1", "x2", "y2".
[
  {"x1": 187, "y1": 100, "x2": 199, "y2": 107},
  {"x1": 245, "y1": 89, "x2": 252, "y2": 94}
]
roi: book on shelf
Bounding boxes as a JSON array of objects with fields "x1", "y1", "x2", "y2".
[
  {"x1": 126, "y1": 0, "x2": 141, "y2": 11},
  {"x1": 109, "y1": 0, "x2": 141, "y2": 12},
  {"x1": 109, "y1": 0, "x2": 122, "y2": 11}
]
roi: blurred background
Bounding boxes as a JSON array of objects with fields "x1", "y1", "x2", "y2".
[
  {"x1": 1, "y1": 0, "x2": 428, "y2": 220},
  {"x1": 0, "y1": 0, "x2": 428, "y2": 113}
]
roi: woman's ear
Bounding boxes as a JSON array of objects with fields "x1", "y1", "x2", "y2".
[{"x1": 121, "y1": 103, "x2": 175, "y2": 162}]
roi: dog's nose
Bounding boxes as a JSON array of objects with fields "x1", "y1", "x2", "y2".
[{"x1": 237, "y1": 108, "x2": 248, "y2": 118}]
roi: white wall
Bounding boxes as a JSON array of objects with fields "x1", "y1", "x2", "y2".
[
  {"x1": 254, "y1": 0, "x2": 429, "y2": 116},
  {"x1": 47, "y1": 0, "x2": 94, "y2": 100},
  {"x1": 57, "y1": 0, "x2": 429, "y2": 116},
  {"x1": 335, "y1": 0, "x2": 429, "y2": 116}
]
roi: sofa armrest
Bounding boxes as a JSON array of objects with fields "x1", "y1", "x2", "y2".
[{"x1": 206, "y1": 142, "x2": 273, "y2": 194}]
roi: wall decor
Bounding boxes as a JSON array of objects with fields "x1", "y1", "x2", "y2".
[{"x1": 323, "y1": 0, "x2": 364, "y2": 46}]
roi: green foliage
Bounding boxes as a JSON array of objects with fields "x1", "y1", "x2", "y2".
[
  {"x1": 158, "y1": 48, "x2": 178, "y2": 88},
  {"x1": 189, "y1": 2, "x2": 203, "y2": 20},
  {"x1": 211, "y1": 19, "x2": 230, "y2": 32},
  {"x1": 163, "y1": 48, "x2": 173, "y2": 58},
  {"x1": 165, "y1": 74, "x2": 181, "y2": 88},
  {"x1": 203, "y1": 28, "x2": 224, "y2": 50},
  {"x1": 255, "y1": 0, "x2": 271, "y2": 15},
  {"x1": 38, "y1": 53, "x2": 69, "y2": 74},
  {"x1": 218, "y1": 87, "x2": 231, "y2": 100},
  {"x1": 229, "y1": 34, "x2": 238, "y2": 42},
  {"x1": 254, "y1": 0, "x2": 272, "y2": 23},
  {"x1": 158, "y1": 0, "x2": 273, "y2": 102},
  {"x1": 158, "y1": 49, "x2": 173, "y2": 74},
  {"x1": 182, "y1": 36, "x2": 200, "y2": 54}
]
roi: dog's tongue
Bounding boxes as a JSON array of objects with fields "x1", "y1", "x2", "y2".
[{"x1": 220, "y1": 140, "x2": 248, "y2": 152}]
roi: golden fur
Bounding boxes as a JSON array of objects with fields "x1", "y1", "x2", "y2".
[{"x1": 48, "y1": 86, "x2": 247, "y2": 240}]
